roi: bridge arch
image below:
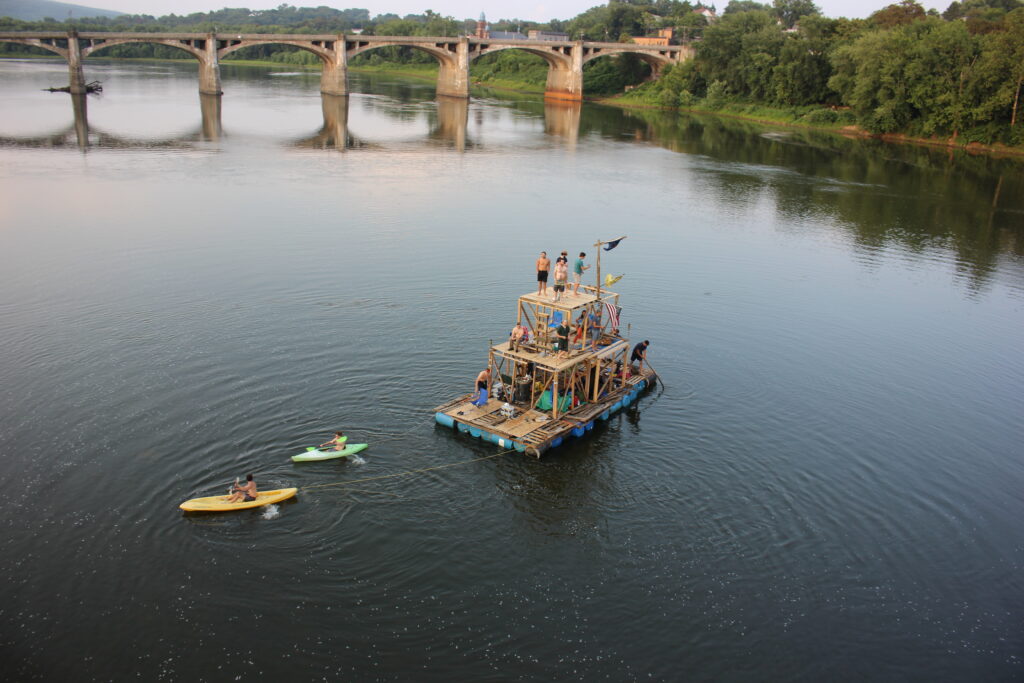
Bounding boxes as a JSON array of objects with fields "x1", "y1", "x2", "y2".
[
  {"x1": 80, "y1": 38, "x2": 205, "y2": 61},
  {"x1": 468, "y1": 44, "x2": 571, "y2": 70},
  {"x1": 218, "y1": 39, "x2": 342, "y2": 94},
  {"x1": 0, "y1": 37, "x2": 68, "y2": 59},
  {"x1": 345, "y1": 40, "x2": 467, "y2": 98}
]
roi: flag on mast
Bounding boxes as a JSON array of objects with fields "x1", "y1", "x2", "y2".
[{"x1": 603, "y1": 238, "x2": 625, "y2": 251}]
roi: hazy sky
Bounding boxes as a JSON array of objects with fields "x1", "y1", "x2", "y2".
[{"x1": 92, "y1": 1, "x2": 952, "y2": 23}]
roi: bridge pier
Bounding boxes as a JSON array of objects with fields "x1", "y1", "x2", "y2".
[
  {"x1": 199, "y1": 34, "x2": 222, "y2": 95},
  {"x1": 66, "y1": 32, "x2": 86, "y2": 94},
  {"x1": 544, "y1": 42, "x2": 584, "y2": 102},
  {"x1": 320, "y1": 41, "x2": 348, "y2": 96},
  {"x1": 436, "y1": 37, "x2": 470, "y2": 99}
]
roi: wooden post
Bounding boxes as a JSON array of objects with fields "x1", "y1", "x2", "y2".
[
  {"x1": 552, "y1": 372, "x2": 559, "y2": 419},
  {"x1": 593, "y1": 235, "x2": 626, "y2": 306}
]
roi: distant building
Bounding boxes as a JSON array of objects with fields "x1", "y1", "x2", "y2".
[
  {"x1": 695, "y1": 7, "x2": 718, "y2": 22},
  {"x1": 528, "y1": 29, "x2": 569, "y2": 41},
  {"x1": 474, "y1": 13, "x2": 526, "y2": 40},
  {"x1": 634, "y1": 27, "x2": 674, "y2": 46}
]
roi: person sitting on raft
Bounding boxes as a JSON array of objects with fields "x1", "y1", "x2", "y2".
[
  {"x1": 319, "y1": 431, "x2": 348, "y2": 451},
  {"x1": 510, "y1": 322, "x2": 529, "y2": 352},
  {"x1": 226, "y1": 473, "x2": 257, "y2": 503}
]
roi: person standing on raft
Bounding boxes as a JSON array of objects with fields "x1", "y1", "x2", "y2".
[
  {"x1": 536, "y1": 251, "x2": 550, "y2": 297},
  {"x1": 226, "y1": 473, "x2": 257, "y2": 503}
]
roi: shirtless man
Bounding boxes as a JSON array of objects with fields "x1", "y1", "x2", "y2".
[
  {"x1": 552, "y1": 258, "x2": 568, "y2": 303},
  {"x1": 226, "y1": 473, "x2": 257, "y2": 503},
  {"x1": 536, "y1": 251, "x2": 551, "y2": 296},
  {"x1": 510, "y1": 322, "x2": 529, "y2": 351},
  {"x1": 472, "y1": 368, "x2": 491, "y2": 407}
]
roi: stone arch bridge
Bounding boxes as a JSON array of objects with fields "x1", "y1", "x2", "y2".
[{"x1": 0, "y1": 31, "x2": 694, "y2": 100}]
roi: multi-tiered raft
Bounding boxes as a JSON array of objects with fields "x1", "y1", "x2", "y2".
[{"x1": 433, "y1": 280, "x2": 655, "y2": 458}]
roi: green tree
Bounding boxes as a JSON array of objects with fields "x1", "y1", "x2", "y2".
[
  {"x1": 971, "y1": 7, "x2": 1024, "y2": 133},
  {"x1": 698, "y1": 10, "x2": 785, "y2": 100},
  {"x1": 870, "y1": 0, "x2": 927, "y2": 27},
  {"x1": 773, "y1": 0, "x2": 820, "y2": 29},
  {"x1": 771, "y1": 14, "x2": 837, "y2": 104}
]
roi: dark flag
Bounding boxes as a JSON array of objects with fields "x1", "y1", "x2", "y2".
[{"x1": 603, "y1": 238, "x2": 624, "y2": 251}]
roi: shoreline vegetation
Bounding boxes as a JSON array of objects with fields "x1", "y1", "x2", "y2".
[{"x1": 2, "y1": 0, "x2": 1022, "y2": 159}]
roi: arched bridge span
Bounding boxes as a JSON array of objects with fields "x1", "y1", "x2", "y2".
[{"x1": 0, "y1": 31, "x2": 694, "y2": 101}]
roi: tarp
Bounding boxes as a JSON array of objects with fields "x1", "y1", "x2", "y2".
[{"x1": 535, "y1": 389, "x2": 574, "y2": 412}]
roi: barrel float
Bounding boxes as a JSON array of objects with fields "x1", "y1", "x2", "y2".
[
  {"x1": 551, "y1": 436, "x2": 563, "y2": 448},
  {"x1": 515, "y1": 442, "x2": 526, "y2": 452},
  {"x1": 600, "y1": 409, "x2": 610, "y2": 420},
  {"x1": 622, "y1": 394, "x2": 633, "y2": 406},
  {"x1": 611, "y1": 401, "x2": 622, "y2": 413},
  {"x1": 457, "y1": 421, "x2": 470, "y2": 433},
  {"x1": 585, "y1": 421, "x2": 594, "y2": 431},
  {"x1": 572, "y1": 425, "x2": 585, "y2": 438},
  {"x1": 435, "y1": 413, "x2": 455, "y2": 428},
  {"x1": 469, "y1": 427, "x2": 482, "y2": 438}
]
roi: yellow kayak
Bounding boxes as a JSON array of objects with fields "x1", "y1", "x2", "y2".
[{"x1": 179, "y1": 487, "x2": 297, "y2": 512}]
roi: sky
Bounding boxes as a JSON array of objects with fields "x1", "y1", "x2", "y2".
[{"x1": 91, "y1": 1, "x2": 952, "y2": 23}]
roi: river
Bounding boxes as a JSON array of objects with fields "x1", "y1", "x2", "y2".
[{"x1": 1, "y1": 58, "x2": 1022, "y2": 681}]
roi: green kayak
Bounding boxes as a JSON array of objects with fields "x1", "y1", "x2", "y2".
[{"x1": 292, "y1": 443, "x2": 368, "y2": 462}]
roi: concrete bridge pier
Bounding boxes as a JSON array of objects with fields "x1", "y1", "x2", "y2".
[
  {"x1": 66, "y1": 32, "x2": 86, "y2": 94},
  {"x1": 320, "y1": 42, "x2": 348, "y2": 96},
  {"x1": 199, "y1": 34, "x2": 222, "y2": 95},
  {"x1": 436, "y1": 37, "x2": 470, "y2": 99},
  {"x1": 544, "y1": 42, "x2": 584, "y2": 102}
]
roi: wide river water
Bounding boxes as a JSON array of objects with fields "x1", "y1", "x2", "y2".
[{"x1": 1, "y1": 58, "x2": 1022, "y2": 681}]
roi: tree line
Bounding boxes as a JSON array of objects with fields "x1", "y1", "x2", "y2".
[
  {"x1": 1, "y1": 0, "x2": 1022, "y2": 145},
  {"x1": 640, "y1": 0, "x2": 1024, "y2": 146}
]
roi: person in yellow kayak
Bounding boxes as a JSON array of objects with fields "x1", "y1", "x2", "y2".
[
  {"x1": 226, "y1": 474, "x2": 257, "y2": 503},
  {"x1": 319, "y1": 431, "x2": 348, "y2": 451}
]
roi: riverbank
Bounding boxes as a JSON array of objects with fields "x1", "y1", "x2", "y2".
[{"x1": 598, "y1": 87, "x2": 1024, "y2": 160}]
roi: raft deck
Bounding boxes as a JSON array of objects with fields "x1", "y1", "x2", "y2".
[{"x1": 434, "y1": 367, "x2": 655, "y2": 457}]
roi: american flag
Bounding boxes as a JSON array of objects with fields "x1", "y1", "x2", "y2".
[{"x1": 603, "y1": 301, "x2": 620, "y2": 329}]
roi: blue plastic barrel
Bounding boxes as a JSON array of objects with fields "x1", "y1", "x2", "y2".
[{"x1": 435, "y1": 413, "x2": 455, "y2": 429}]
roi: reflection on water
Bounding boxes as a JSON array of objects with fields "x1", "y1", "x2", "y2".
[
  {"x1": 587, "y1": 107, "x2": 1024, "y2": 290},
  {"x1": 0, "y1": 91, "x2": 222, "y2": 149}
]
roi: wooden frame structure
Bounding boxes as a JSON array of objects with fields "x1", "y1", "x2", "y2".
[{"x1": 434, "y1": 242, "x2": 655, "y2": 457}]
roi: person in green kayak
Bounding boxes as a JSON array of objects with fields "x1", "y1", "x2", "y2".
[
  {"x1": 226, "y1": 473, "x2": 257, "y2": 503},
  {"x1": 320, "y1": 431, "x2": 348, "y2": 451}
]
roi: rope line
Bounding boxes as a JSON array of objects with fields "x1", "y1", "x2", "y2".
[{"x1": 301, "y1": 447, "x2": 517, "y2": 492}]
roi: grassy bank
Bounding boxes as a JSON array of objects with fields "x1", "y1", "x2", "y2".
[{"x1": 598, "y1": 83, "x2": 1024, "y2": 159}]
